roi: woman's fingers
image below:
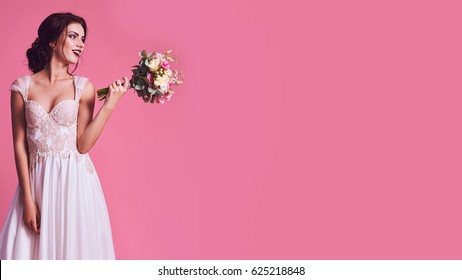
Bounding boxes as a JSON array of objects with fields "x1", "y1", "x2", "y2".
[
  {"x1": 30, "y1": 220, "x2": 39, "y2": 234},
  {"x1": 23, "y1": 202, "x2": 40, "y2": 234},
  {"x1": 36, "y1": 208, "x2": 41, "y2": 234},
  {"x1": 123, "y1": 77, "x2": 129, "y2": 90},
  {"x1": 106, "y1": 77, "x2": 129, "y2": 107},
  {"x1": 110, "y1": 78, "x2": 128, "y2": 90}
]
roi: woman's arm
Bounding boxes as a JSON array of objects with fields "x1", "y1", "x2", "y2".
[
  {"x1": 10, "y1": 88, "x2": 40, "y2": 234},
  {"x1": 77, "y1": 77, "x2": 128, "y2": 154}
]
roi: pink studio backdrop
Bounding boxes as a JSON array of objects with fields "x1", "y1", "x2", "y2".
[{"x1": 0, "y1": 0, "x2": 461, "y2": 259}]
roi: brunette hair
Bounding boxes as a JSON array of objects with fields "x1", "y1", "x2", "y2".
[{"x1": 26, "y1": 12, "x2": 87, "y2": 74}]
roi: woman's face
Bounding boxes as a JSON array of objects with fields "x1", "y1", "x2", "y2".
[{"x1": 52, "y1": 22, "x2": 85, "y2": 65}]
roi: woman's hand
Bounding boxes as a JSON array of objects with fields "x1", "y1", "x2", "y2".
[
  {"x1": 23, "y1": 197, "x2": 40, "y2": 234},
  {"x1": 104, "y1": 77, "x2": 129, "y2": 109}
]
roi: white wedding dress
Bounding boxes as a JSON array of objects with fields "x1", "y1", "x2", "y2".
[{"x1": 0, "y1": 75, "x2": 115, "y2": 259}]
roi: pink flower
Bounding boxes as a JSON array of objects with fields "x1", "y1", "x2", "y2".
[
  {"x1": 161, "y1": 60, "x2": 170, "y2": 69},
  {"x1": 155, "y1": 95, "x2": 166, "y2": 104},
  {"x1": 147, "y1": 73, "x2": 153, "y2": 85}
]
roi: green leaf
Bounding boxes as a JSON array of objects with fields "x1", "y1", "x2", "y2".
[
  {"x1": 142, "y1": 92, "x2": 150, "y2": 102},
  {"x1": 138, "y1": 76, "x2": 150, "y2": 85},
  {"x1": 135, "y1": 79, "x2": 145, "y2": 90}
]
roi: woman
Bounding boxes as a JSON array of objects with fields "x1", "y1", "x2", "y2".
[{"x1": 0, "y1": 12, "x2": 127, "y2": 259}]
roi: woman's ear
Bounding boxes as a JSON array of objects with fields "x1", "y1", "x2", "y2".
[{"x1": 49, "y1": 41, "x2": 56, "y2": 49}]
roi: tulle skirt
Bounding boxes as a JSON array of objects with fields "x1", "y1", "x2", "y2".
[{"x1": 0, "y1": 153, "x2": 115, "y2": 259}]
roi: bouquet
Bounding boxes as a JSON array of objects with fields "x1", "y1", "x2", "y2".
[{"x1": 97, "y1": 49, "x2": 184, "y2": 104}]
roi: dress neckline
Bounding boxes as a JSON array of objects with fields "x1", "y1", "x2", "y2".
[{"x1": 25, "y1": 75, "x2": 78, "y2": 115}]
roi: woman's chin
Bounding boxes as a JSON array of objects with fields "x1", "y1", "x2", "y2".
[{"x1": 65, "y1": 56, "x2": 80, "y2": 64}]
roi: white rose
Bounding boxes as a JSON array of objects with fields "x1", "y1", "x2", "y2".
[
  {"x1": 146, "y1": 58, "x2": 161, "y2": 72},
  {"x1": 154, "y1": 75, "x2": 170, "y2": 87},
  {"x1": 160, "y1": 84, "x2": 169, "y2": 93}
]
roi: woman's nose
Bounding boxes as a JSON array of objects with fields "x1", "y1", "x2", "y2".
[{"x1": 77, "y1": 39, "x2": 85, "y2": 48}]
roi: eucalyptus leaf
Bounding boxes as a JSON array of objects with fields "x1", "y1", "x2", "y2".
[
  {"x1": 143, "y1": 90, "x2": 150, "y2": 102},
  {"x1": 138, "y1": 76, "x2": 150, "y2": 84},
  {"x1": 139, "y1": 64, "x2": 148, "y2": 75},
  {"x1": 135, "y1": 79, "x2": 144, "y2": 90}
]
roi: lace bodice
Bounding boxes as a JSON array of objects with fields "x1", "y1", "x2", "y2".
[{"x1": 10, "y1": 75, "x2": 92, "y2": 170}]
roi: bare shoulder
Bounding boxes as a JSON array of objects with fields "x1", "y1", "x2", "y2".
[{"x1": 80, "y1": 78, "x2": 95, "y2": 101}]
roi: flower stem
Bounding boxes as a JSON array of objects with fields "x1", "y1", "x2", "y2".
[{"x1": 97, "y1": 84, "x2": 133, "y2": 101}]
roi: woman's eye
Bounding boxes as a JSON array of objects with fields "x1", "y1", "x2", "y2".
[{"x1": 69, "y1": 34, "x2": 76, "y2": 39}]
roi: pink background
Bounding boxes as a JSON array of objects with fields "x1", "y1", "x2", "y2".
[{"x1": 0, "y1": 0, "x2": 461, "y2": 259}]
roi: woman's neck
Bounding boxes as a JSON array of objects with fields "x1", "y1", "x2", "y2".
[{"x1": 40, "y1": 58, "x2": 72, "y2": 83}]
